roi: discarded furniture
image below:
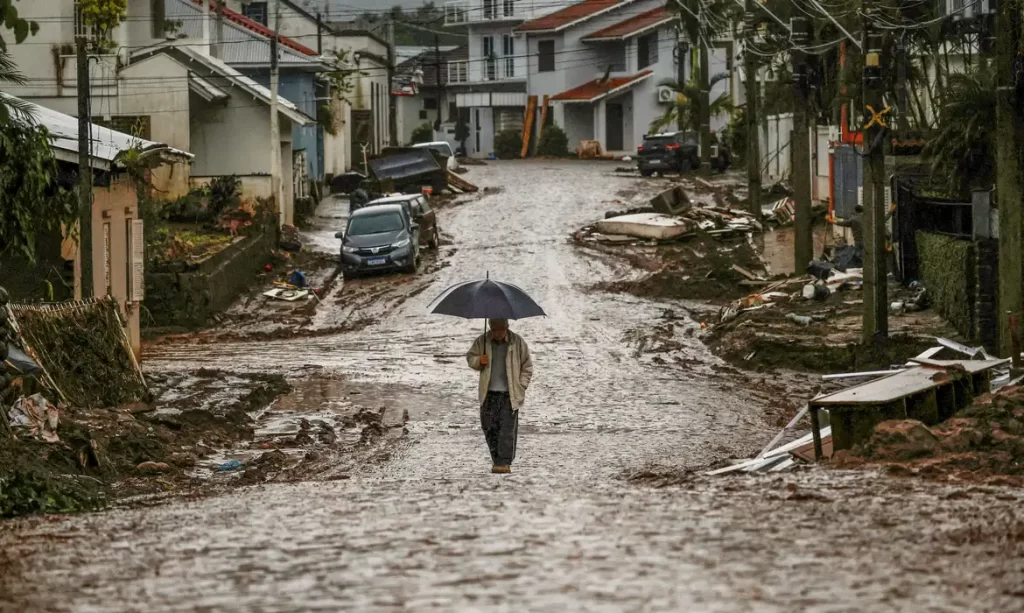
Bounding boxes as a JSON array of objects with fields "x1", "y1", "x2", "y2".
[
  {"x1": 809, "y1": 359, "x2": 1007, "y2": 456},
  {"x1": 595, "y1": 213, "x2": 694, "y2": 241},
  {"x1": 649, "y1": 185, "x2": 692, "y2": 215},
  {"x1": 368, "y1": 148, "x2": 446, "y2": 194}
]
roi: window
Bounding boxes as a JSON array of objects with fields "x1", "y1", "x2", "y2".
[
  {"x1": 538, "y1": 40, "x2": 555, "y2": 73},
  {"x1": 484, "y1": 0, "x2": 498, "y2": 19},
  {"x1": 74, "y1": 0, "x2": 108, "y2": 45},
  {"x1": 503, "y1": 35, "x2": 515, "y2": 78},
  {"x1": 638, "y1": 32, "x2": 658, "y2": 70},
  {"x1": 243, "y1": 2, "x2": 269, "y2": 26},
  {"x1": 419, "y1": 110, "x2": 428, "y2": 120},
  {"x1": 483, "y1": 36, "x2": 496, "y2": 80},
  {"x1": 503, "y1": 0, "x2": 515, "y2": 17},
  {"x1": 424, "y1": 98, "x2": 438, "y2": 110}
]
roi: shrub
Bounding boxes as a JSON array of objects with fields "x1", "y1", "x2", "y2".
[
  {"x1": 208, "y1": 175, "x2": 242, "y2": 217},
  {"x1": 536, "y1": 123, "x2": 570, "y2": 157},
  {"x1": 493, "y1": 130, "x2": 521, "y2": 159},
  {"x1": 410, "y1": 122, "x2": 433, "y2": 145}
]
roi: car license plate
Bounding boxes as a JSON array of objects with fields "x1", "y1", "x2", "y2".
[
  {"x1": 367, "y1": 257, "x2": 387, "y2": 266},
  {"x1": 648, "y1": 159, "x2": 663, "y2": 166}
]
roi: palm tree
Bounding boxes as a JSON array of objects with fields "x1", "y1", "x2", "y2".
[
  {"x1": 650, "y1": 68, "x2": 734, "y2": 134},
  {"x1": 923, "y1": 67, "x2": 996, "y2": 197},
  {"x1": 0, "y1": 50, "x2": 34, "y2": 125}
]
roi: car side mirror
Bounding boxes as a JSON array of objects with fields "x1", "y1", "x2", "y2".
[{"x1": 334, "y1": 231, "x2": 344, "y2": 239}]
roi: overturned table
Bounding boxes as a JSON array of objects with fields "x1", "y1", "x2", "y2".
[{"x1": 809, "y1": 359, "x2": 1008, "y2": 458}]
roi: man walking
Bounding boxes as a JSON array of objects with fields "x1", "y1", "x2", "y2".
[{"x1": 466, "y1": 318, "x2": 533, "y2": 474}]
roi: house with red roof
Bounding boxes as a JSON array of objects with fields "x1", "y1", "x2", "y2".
[
  {"x1": 442, "y1": 0, "x2": 580, "y2": 157},
  {"x1": 517, "y1": 0, "x2": 687, "y2": 154}
]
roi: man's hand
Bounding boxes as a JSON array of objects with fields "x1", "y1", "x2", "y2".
[{"x1": 480, "y1": 355, "x2": 489, "y2": 366}]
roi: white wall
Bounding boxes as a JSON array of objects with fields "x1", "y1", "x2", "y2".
[
  {"x1": 189, "y1": 93, "x2": 276, "y2": 177},
  {"x1": 559, "y1": 103, "x2": 594, "y2": 147}
]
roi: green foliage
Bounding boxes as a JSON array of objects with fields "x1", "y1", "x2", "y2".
[
  {"x1": 0, "y1": 120, "x2": 76, "y2": 262},
  {"x1": 410, "y1": 122, "x2": 434, "y2": 145},
  {"x1": 208, "y1": 175, "x2": 242, "y2": 217},
  {"x1": 922, "y1": 67, "x2": 995, "y2": 196},
  {"x1": 536, "y1": 123, "x2": 570, "y2": 157},
  {"x1": 493, "y1": 130, "x2": 521, "y2": 160},
  {"x1": 78, "y1": 0, "x2": 127, "y2": 51},
  {"x1": 0, "y1": 0, "x2": 40, "y2": 52},
  {"x1": 916, "y1": 232, "x2": 975, "y2": 339},
  {"x1": 722, "y1": 108, "x2": 747, "y2": 165},
  {"x1": 326, "y1": 48, "x2": 361, "y2": 104},
  {"x1": 318, "y1": 102, "x2": 338, "y2": 136},
  {"x1": 651, "y1": 68, "x2": 734, "y2": 134},
  {"x1": 0, "y1": 472, "x2": 95, "y2": 518}
]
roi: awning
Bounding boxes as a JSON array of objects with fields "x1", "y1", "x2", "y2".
[
  {"x1": 550, "y1": 70, "x2": 653, "y2": 104},
  {"x1": 188, "y1": 73, "x2": 230, "y2": 103}
]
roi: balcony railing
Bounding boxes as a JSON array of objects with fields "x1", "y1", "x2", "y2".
[
  {"x1": 448, "y1": 60, "x2": 468, "y2": 84},
  {"x1": 482, "y1": 57, "x2": 517, "y2": 81},
  {"x1": 445, "y1": 0, "x2": 523, "y2": 25}
]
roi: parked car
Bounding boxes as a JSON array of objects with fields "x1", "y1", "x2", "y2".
[
  {"x1": 412, "y1": 141, "x2": 459, "y2": 171},
  {"x1": 637, "y1": 132, "x2": 700, "y2": 176},
  {"x1": 363, "y1": 193, "x2": 440, "y2": 249},
  {"x1": 335, "y1": 204, "x2": 420, "y2": 277}
]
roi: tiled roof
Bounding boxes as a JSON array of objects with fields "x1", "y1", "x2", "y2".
[
  {"x1": 550, "y1": 70, "x2": 653, "y2": 102},
  {"x1": 517, "y1": 0, "x2": 631, "y2": 34},
  {"x1": 581, "y1": 6, "x2": 674, "y2": 40},
  {"x1": 189, "y1": 0, "x2": 319, "y2": 56}
]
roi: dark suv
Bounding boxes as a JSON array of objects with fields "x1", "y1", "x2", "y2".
[
  {"x1": 336, "y1": 204, "x2": 420, "y2": 277},
  {"x1": 637, "y1": 132, "x2": 700, "y2": 176}
]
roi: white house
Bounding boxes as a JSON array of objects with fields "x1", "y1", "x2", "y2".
[
  {"x1": 517, "y1": 0, "x2": 683, "y2": 155},
  {"x1": 444, "y1": 0, "x2": 578, "y2": 157}
]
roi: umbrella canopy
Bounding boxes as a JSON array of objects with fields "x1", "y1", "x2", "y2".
[{"x1": 428, "y1": 278, "x2": 546, "y2": 320}]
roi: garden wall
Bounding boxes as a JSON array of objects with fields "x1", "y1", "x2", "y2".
[
  {"x1": 916, "y1": 231, "x2": 976, "y2": 341},
  {"x1": 144, "y1": 230, "x2": 275, "y2": 329}
]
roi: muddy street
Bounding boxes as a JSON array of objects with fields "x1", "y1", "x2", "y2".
[{"x1": 2, "y1": 162, "x2": 1023, "y2": 611}]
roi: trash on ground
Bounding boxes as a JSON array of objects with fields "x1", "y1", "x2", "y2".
[
  {"x1": 216, "y1": 459, "x2": 244, "y2": 472},
  {"x1": 8, "y1": 393, "x2": 60, "y2": 443},
  {"x1": 263, "y1": 288, "x2": 310, "y2": 302}
]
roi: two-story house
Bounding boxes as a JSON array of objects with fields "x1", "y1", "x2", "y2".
[
  {"x1": 444, "y1": 0, "x2": 577, "y2": 157},
  {"x1": 517, "y1": 0, "x2": 680, "y2": 155}
]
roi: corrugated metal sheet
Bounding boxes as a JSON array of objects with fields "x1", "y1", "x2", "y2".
[
  {"x1": 495, "y1": 109, "x2": 523, "y2": 133},
  {"x1": 166, "y1": 0, "x2": 319, "y2": 67},
  {"x1": 455, "y1": 92, "x2": 527, "y2": 108},
  {"x1": 492, "y1": 92, "x2": 527, "y2": 107}
]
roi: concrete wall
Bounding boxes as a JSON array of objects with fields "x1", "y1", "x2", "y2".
[
  {"x1": 324, "y1": 98, "x2": 351, "y2": 175},
  {"x1": 145, "y1": 229, "x2": 276, "y2": 329},
  {"x1": 90, "y1": 179, "x2": 142, "y2": 355},
  {"x1": 189, "y1": 92, "x2": 277, "y2": 176}
]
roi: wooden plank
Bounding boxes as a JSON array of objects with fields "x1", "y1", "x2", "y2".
[
  {"x1": 445, "y1": 170, "x2": 478, "y2": 193},
  {"x1": 812, "y1": 361, "x2": 1007, "y2": 406},
  {"x1": 520, "y1": 95, "x2": 538, "y2": 158},
  {"x1": 538, "y1": 94, "x2": 550, "y2": 134},
  {"x1": 790, "y1": 434, "x2": 834, "y2": 462},
  {"x1": 731, "y1": 264, "x2": 759, "y2": 280}
]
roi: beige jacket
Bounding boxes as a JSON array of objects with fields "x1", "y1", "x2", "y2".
[{"x1": 466, "y1": 330, "x2": 533, "y2": 410}]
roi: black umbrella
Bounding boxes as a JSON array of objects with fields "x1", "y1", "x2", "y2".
[{"x1": 428, "y1": 276, "x2": 546, "y2": 321}]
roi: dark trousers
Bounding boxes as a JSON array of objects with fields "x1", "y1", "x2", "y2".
[{"x1": 481, "y1": 391, "x2": 518, "y2": 466}]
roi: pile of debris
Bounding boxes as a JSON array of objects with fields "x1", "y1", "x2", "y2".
[
  {"x1": 574, "y1": 185, "x2": 762, "y2": 245},
  {"x1": 718, "y1": 267, "x2": 865, "y2": 325},
  {"x1": 709, "y1": 337, "x2": 1012, "y2": 477}
]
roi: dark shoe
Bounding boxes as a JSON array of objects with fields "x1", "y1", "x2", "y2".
[{"x1": 491, "y1": 465, "x2": 511, "y2": 474}]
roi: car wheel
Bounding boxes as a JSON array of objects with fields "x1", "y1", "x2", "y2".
[
  {"x1": 404, "y1": 251, "x2": 420, "y2": 274},
  {"x1": 640, "y1": 169, "x2": 653, "y2": 177},
  {"x1": 429, "y1": 228, "x2": 440, "y2": 249}
]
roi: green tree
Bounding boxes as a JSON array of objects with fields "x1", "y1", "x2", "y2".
[
  {"x1": 78, "y1": 0, "x2": 127, "y2": 50},
  {"x1": 651, "y1": 69, "x2": 734, "y2": 134},
  {"x1": 0, "y1": 119, "x2": 77, "y2": 262},
  {"x1": 410, "y1": 122, "x2": 433, "y2": 144},
  {"x1": 493, "y1": 130, "x2": 521, "y2": 159},
  {"x1": 923, "y1": 67, "x2": 996, "y2": 196},
  {"x1": 536, "y1": 123, "x2": 570, "y2": 157}
]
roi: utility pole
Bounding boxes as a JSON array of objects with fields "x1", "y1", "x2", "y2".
[
  {"x1": 76, "y1": 36, "x2": 93, "y2": 300},
  {"x1": 862, "y1": 3, "x2": 888, "y2": 346},
  {"x1": 791, "y1": 16, "x2": 813, "y2": 273},
  {"x1": 744, "y1": 1, "x2": 761, "y2": 218},
  {"x1": 434, "y1": 34, "x2": 443, "y2": 130},
  {"x1": 270, "y1": 0, "x2": 284, "y2": 228},
  {"x1": 996, "y1": 0, "x2": 1023, "y2": 362},
  {"x1": 698, "y1": 6, "x2": 711, "y2": 173},
  {"x1": 675, "y1": 33, "x2": 687, "y2": 132},
  {"x1": 316, "y1": 12, "x2": 323, "y2": 56},
  {"x1": 387, "y1": 18, "x2": 397, "y2": 146}
]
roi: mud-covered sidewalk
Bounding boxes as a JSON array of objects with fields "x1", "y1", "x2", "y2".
[{"x1": 1, "y1": 162, "x2": 1022, "y2": 612}]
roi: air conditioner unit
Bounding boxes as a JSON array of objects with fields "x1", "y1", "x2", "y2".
[{"x1": 656, "y1": 86, "x2": 674, "y2": 104}]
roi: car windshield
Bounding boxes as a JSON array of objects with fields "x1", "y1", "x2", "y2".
[
  {"x1": 347, "y1": 213, "x2": 404, "y2": 236},
  {"x1": 424, "y1": 144, "x2": 452, "y2": 156},
  {"x1": 644, "y1": 135, "x2": 677, "y2": 146}
]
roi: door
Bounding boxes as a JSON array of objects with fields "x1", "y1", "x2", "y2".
[{"x1": 606, "y1": 103, "x2": 624, "y2": 151}]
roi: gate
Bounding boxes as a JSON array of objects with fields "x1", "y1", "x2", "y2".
[{"x1": 832, "y1": 144, "x2": 862, "y2": 219}]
